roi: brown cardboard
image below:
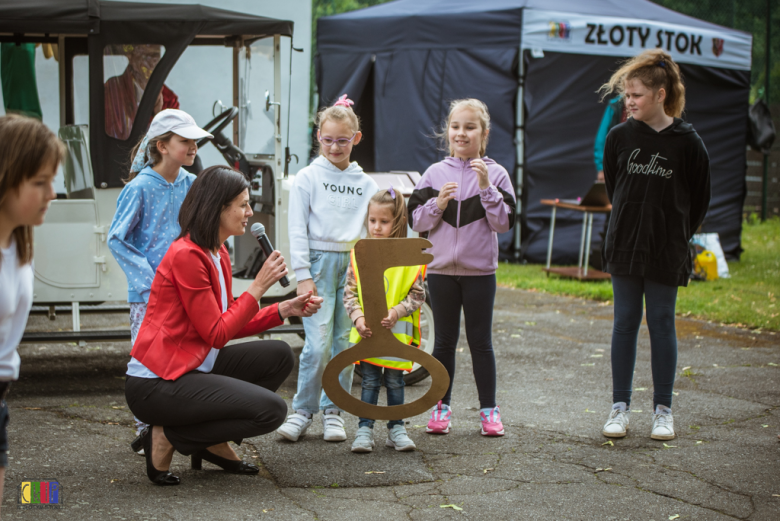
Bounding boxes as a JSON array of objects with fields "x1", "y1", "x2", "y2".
[{"x1": 321, "y1": 238, "x2": 450, "y2": 420}]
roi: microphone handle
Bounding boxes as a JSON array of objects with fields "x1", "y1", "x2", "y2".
[{"x1": 256, "y1": 234, "x2": 290, "y2": 287}]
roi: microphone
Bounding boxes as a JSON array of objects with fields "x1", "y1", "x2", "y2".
[{"x1": 250, "y1": 223, "x2": 290, "y2": 287}]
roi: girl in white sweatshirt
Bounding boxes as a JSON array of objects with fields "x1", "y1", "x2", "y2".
[
  {"x1": 278, "y1": 95, "x2": 378, "y2": 443},
  {"x1": 0, "y1": 115, "x2": 65, "y2": 513}
]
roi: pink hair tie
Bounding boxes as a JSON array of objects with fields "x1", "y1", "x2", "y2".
[
  {"x1": 388, "y1": 185, "x2": 396, "y2": 199},
  {"x1": 334, "y1": 94, "x2": 354, "y2": 108}
]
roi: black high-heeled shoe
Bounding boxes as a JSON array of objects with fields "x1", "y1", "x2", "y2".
[
  {"x1": 191, "y1": 448, "x2": 260, "y2": 474},
  {"x1": 142, "y1": 426, "x2": 181, "y2": 486}
]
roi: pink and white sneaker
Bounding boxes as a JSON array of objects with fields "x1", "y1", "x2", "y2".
[
  {"x1": 480, "y1": 406, "x2": 505, "y2": 436},
  {"x1": 426, "y1": 400, "x2": 451, "y2": 434}
]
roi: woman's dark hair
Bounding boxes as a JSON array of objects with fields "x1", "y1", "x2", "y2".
[{"x1": 178, "y1": 166, "x2": 250, "y2": 251}]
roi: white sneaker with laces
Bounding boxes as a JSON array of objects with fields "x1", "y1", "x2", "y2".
[
  {"x1": 132, "y1": 419, "x2": 148, "y2": 455},
  {"x1": 322, "y1": 409, "x2": 347, "y2": 442},
  {"x1": 351, "y1": 426, "x2": 375, "y2": 453},
  {"x1": 602, "y1": 402, "x2": 630, "y2": 438},
  {"x1": 386, "y1": 425, "x2": 416, "y2": 451},
  {"x1": 277, "y1": 411, "x2": 313, "y2": 442},
  {"x1": 651, "y1": 405, "x2": 675, "y2": 440}
]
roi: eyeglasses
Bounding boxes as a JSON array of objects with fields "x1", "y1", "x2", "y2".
[{"x1": 318, "y1": 133, "x2": 357, "y2": 148}]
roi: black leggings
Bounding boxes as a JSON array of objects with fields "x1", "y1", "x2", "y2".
[
  {"x1": 125, "y1": 340, "x2": 294, "y2": 455},
  {"x1": 611, "y1": 275, "x2": 678, "y2": 409},
  {"x1": 427, "y1": 274, "x2": 496, "y2": 409}
]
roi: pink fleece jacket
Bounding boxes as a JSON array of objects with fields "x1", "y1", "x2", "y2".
[{"x1": 408, "y1": 157, "x2": 516, "y2": 276}]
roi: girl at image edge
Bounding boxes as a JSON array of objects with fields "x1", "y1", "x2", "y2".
[{"x1": 0, "y1": 114, "x2": 65, "y2": 514}]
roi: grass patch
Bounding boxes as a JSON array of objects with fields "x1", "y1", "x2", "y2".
[{"x1": 497, "y1": 217, "x2": 780, "y2": 330}]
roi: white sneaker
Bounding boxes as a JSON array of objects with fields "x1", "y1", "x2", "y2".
[
  {"x1": 602, "y1": 402, "x2": 630, "y2": 438},
  {"x1": 131, "y1": 419, "x2": 148, "y2": 455},
  {"x1": 386, "y1": 425, "x2": 416, "y2": 451},
  {"x1": 651, "y1": 405, "x2": 675, "y2": 440},
  {"x1": 322, "y1": 409, "x2": 347, "y2": 442},
  {"x1": 277, "y1": 411, "x2": 313, "y2": 442},
  {"x1": 351, "y1": 426, "x2": 375, "y2": 453}
]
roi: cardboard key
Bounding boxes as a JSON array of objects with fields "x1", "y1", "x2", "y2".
[{"x1": 321, "y1": 238, "x2": 450, "y2": 420}]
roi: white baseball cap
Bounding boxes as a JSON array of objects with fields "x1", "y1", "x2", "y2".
[{"x1": 147, "y1": 109, "x2": 213, "y2": 140}]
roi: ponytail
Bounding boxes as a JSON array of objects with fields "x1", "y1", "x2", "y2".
[
  {"x1": 124, "y1": 131, "x2": 175, "y2": 184},
  {"x1": 598, "y1": 49, "x2": 685, "y2": 118}
]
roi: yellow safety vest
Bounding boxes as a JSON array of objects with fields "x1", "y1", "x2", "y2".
[{"x1": 348, "y1": 249, "x2": 426, "y2": 372}]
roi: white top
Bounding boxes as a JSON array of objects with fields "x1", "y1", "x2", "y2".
[
  {"x1": 0, "y1": 238, "x2": 31, "y2": 381},
  {"x1": 126, "y1": 251, "x2": 226, "y2": 378},
  {"x1": 288, "y1": 155, "x2": 378, "y2": 281}
]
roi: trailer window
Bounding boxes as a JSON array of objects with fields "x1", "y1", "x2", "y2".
[
  {"x1": 72, "y1": 54, "x2": 89, "y2": 126},
  {"x1": 103, "y1": 44, "x2": 167, "y2": 140},
  {"x1": 239, "y1": 39, "x2": 276, "y2": 155}
]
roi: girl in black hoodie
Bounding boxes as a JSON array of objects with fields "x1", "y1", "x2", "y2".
[{"x1": 598, "y1": 49, "x2": 711, "y2": 442}]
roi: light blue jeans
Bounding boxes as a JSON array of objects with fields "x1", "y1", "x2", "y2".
[{"x1": 291, "y1": 250, "x2": 354, "y2": 415}]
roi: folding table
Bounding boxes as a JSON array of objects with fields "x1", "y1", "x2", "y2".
[{"x1": 540, "y1": 199, "x2": 612, "y2": 280}]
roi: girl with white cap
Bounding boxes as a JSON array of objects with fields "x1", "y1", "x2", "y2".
[{"x1": 107, "y1": 109, "x2": 212, "y2": 453}]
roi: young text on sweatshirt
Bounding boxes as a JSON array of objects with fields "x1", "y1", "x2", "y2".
[{"x1": 288, "y1": 156, "x2": 378, "y2": 281}]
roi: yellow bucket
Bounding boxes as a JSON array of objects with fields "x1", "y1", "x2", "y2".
[{"x1": 695, "y1": 250, "x2": 718, "y2": 281}]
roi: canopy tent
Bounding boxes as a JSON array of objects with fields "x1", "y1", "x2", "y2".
[
  {"x1": 317, "y1": 0, "x2": 752, "y2": 261},
  {"x1": 0, "y1": 0, "x2": 293, "y2": 188}
]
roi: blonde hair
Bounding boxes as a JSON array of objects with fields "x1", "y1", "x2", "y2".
[
  {"x1": 315, "y1": 102, "x2": 361, "y2": 157},
  {"x1": 367, "y1": 189, "x2": 408, "y2": 239},
  {"x1": 441, "y1": 98, "x2": 491, "y2": 157},
  {"x1": 599, "y1": 49, "x2": 686, "y2": 118},
  {"x1": 0, "y1": 115, "x2": 66, "y2": 265},
  {"x1": 125, "y1": 131, "x2": 176, "y2": 183}
]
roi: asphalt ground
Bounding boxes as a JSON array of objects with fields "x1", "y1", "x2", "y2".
[{"x1": 4, "y1": 287, "x2": 779, "y2": 520}]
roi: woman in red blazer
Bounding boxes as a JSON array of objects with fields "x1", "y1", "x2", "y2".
[{"x1": 125, "y1": 166, "x2": 322, "y2": 486}]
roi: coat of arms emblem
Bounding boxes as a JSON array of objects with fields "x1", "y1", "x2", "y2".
[{"x1": 712, "y1": 38, "x2": 724, "y2": 57}]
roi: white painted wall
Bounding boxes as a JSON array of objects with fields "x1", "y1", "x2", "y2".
[{"x1": 0, "y1": 0, "x2": 312, "y2": 193}]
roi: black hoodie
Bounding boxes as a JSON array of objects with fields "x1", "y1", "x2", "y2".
[{"x1": 602, "y1": 117, "x2": 711, "y2": 287}]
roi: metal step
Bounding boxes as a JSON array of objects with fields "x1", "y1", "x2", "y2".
[
  {"x1": 21, "y1": 324, "x2": 305, "y2": 344},
  {"x1": 30, "y1": 304, "x2": 130, "y2": 314}
]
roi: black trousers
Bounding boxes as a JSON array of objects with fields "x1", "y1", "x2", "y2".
[
  {"x1": 0, "y1": 382, "x2": 10, "y2": 467},
  {"x1": 427, "y1": 274, "x2": 497, "y2": 409},
  {"x1": 125, "y1": 340, "x2": 294, "y2": 455}
]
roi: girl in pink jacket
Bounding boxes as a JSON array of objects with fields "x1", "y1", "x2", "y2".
[{"x1": 408, "y1": 99, "x2": 515, "y2": 437}]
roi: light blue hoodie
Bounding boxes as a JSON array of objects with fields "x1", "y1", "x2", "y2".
[{"x1": 108, "y1": 165, "x2": 196, "y2": 303}]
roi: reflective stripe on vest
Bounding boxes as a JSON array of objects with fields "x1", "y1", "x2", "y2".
[{"x1": 348, "y1": 248, "x2": 426, "y2": 372}]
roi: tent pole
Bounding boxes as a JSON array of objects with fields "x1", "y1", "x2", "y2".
[
  {"x1": 514, "y1": 46, "x2": 525, "y2": 259},
  {"x1": 761, "y1": 0, "x2": 771, "y2": 222}
]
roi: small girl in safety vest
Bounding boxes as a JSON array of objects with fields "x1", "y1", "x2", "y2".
[{"x1": 343, "y1": 188, "x2": 426, "y2": 453}]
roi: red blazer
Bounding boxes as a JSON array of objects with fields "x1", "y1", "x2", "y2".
[{"x1": 131, "y1": 236, "x2": 282, "y2": 380}]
